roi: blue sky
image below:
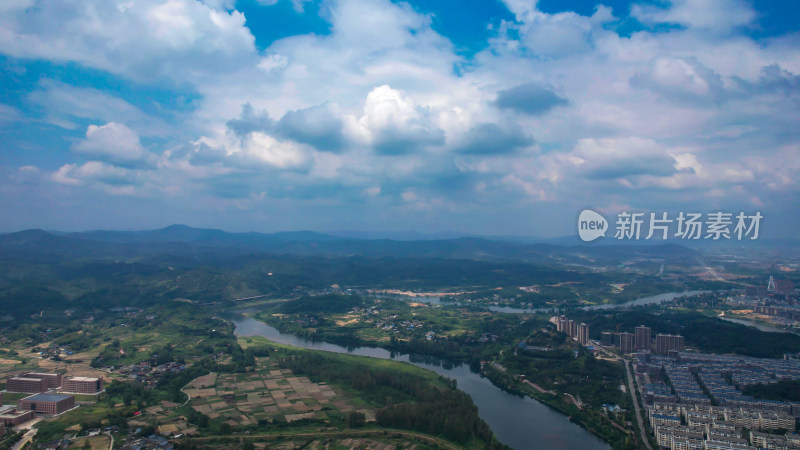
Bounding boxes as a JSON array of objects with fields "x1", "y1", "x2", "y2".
[{"x1": 1, "y1": 0, "x2": 799, "y2": 238}]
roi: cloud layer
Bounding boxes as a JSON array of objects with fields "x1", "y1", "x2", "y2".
[{"x1": 1, "y1": 0, "x2": 799, "y2": 236}]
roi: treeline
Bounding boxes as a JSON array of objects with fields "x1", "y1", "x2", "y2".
[
  {"x1": 743, "y1": 380, "x2": 800, "y2": 402},
  {"x1": 0, "y1": 240, "x2": 629, "y2": 319},
  {"x1": 278, "y1": 293, "x2": 363, "y2": 314},
  {"x1": 103, "y1": 356, "x2": 220, "y2": 407},
  {"x1": 277, "y1": 352, "x2": 506, "y2": 448}
]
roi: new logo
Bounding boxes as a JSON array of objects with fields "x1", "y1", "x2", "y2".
[{"x1": 578, "y1": 210, "x2": 607, "y2": 242}]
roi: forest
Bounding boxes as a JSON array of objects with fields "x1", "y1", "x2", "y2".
[
  {"x1": 277, "y1": 351, "x2": 506, "y2": 448},
  {"x1": 743, "y1": 380, "x2": 800, "y2": 402}
]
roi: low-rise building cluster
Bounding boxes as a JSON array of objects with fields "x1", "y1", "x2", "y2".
[
  {"x1": 118, "y1": 434, "x2": 173, "y2": 450},
  {"x1": 113, "y1": 361, "x2": 186, "y2": 388}
]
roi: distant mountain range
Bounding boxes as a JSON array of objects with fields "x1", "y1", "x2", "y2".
[{"x1": 0, "y1": 224, "x2": 708, "y2": 265}]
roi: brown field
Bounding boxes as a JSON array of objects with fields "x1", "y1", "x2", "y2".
[
  {"x1": 335, "y1": 315, "x2": 360, "y2": 326},
  {"x1": 180, "y1": 358, "x2": 370, "y2": 429},
  {"x1": 211, "y1": 436, "x2": 422, "y2": 450},
  {"x1": 36, "y1": 360, "x2": 108, "y2": 378},
  {"x1": 68, "y1": 434, "x2": 111, "y2": 450}
]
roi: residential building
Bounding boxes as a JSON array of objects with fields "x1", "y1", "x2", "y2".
[
  {"x1": 601, "y1": 331, "x2": 618, "y2": 346},
  {"x1": 620, "y1": 332, "x2": 635, "y2": 354},
  {"x1": 655, "y1": 334, "x2": 684, "y2": 354},
  {"x1": 635, "y1": 325, "x2": 651, "y2": 351},
  {"x1": 567, "y1": 320, "x2": 578, "y2": 338},
  {"x1": 578, "y1": 323, "x2": 589, "y2": 345},
  {"x1": 776, "y1": 279, "x2": 795, "y2": 297}
]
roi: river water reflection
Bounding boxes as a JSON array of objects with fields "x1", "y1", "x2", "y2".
[{"x1": 227, "y1": 312, "x2": 609, "y2": 450}]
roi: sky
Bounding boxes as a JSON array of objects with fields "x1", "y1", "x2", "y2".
[{"x1": 1, "y1": 0, "x2": 799, "y2": 238}]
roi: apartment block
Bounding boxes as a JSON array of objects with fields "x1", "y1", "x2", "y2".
[
  {"x1": 635, "y1": 325, "x2": 651, "y2": 351},
  {"x1": 577, "y1": 323, "x2": 589, "y2": 346},
  {"x1": 620, "y1": 332, "x2": 635, "y2": 354},
  {"x1": 655, "y1": 334, "x2": 685, "y2": 354}
]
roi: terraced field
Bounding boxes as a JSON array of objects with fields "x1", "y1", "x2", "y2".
[{"x1": 182, "y1": 357, "x2": 374, "y2": 429}]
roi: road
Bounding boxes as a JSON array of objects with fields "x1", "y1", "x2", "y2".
[
  {"x1": 564, "y1": 392, "x2": 582, "y2": 410},
  {"x1": 232, "y1": 294, "x2": 269, "y2": 302},
  {"x1": 11, "y1": 428, "x2": 37, "y2": 450},
  {"x1": 178, "y1": 378, "x2": 195, "y2": 408},
  {"x1": 523, "y1": 379, "x2": 554, "y2": 395},
  {"x1": 624, "y1": 359, "x2": 653, "y2": 450},
  {"x1": 593, "y1": 343, "x2": 652, "y2": 449}
]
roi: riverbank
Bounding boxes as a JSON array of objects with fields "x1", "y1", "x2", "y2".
[
  {"x1": 242, "y1": 307, "x2": 635, "y2": 448},
  {"x1": 226, "y1": 312, "x2": 610, "y2": 450},
  {"x1": 480, "y1": 364, "x2": 635, "y2": 449},
  {"x1": 481, "y1": 354, "x2": 636, "y2": 449},
  {"x1": 718, "y1": 315, "x2": 800, "y2": 335}
]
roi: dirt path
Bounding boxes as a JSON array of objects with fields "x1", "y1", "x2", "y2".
[
  {"x1": 563, "y1": 393, "x2": 582, "y2": 410},
  {"x1": 523, "y1": 379, "x2": 555, "y2": 395}
]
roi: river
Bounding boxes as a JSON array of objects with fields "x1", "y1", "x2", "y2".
[
  {"x1": 405, "y1": 290, "x2": 708, "y2": 313},
  {"x1": 718, "y1": 316, "x2": 800, "y2": 335},
  {"x1": 227, "y1": 311, "x2": 609, "y2": 450},
  {"x1": 582, "y1": 290, "x2": 708, "y2": 310}
]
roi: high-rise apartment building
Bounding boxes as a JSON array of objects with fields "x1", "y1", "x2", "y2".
[
  {"x1": 655, "y1": 334, "x2": 684, "y2": 354},
  {"x1": 619, "y1": 332, "x2": 635, "y2": 354},
  {"x1": 578, "y1": 323, "x2": 589, "y2": 345},
  {"x1": 635, "y1": 325, "x2": 652, "y2": 351}
]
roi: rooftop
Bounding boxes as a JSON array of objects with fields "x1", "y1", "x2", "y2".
[
  {"x1": 22, "y1": 393, "x2": 73, "y2": 403},
  {"x1": 0, "y1": 409, "x2": 32, "y2": 418}
]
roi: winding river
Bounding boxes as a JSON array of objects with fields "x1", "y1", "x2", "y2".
[{"x1": 227, "y1": 311, "x2": 609, "y2": 450}]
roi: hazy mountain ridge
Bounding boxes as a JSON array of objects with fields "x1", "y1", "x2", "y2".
[{"x1": 0, "y1": 225, "x2": 702, "y2": 265}]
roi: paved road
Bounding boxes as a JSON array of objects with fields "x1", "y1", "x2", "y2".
[
  {"x1": 11, "y1": 428, "x2": 37, "y2": 450},
  {"x1": 624, "y1": 359, "x2": 653, "y2": 450},
  {"x1": 593, "y1": 344, "x2": 652, "y2": 449}
]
